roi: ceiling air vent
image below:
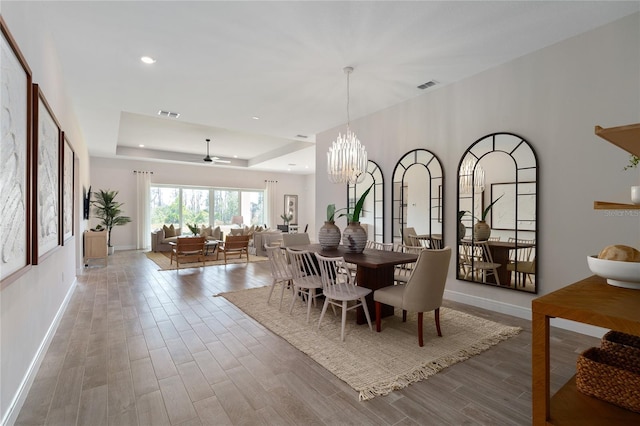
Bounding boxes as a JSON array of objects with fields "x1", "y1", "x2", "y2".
[
  {"x1": 417, "y1": 80, "x2": 437, "y2": 90},
  {"x1": 296, "y1": 134, "x2": 308, "y2": 139},
  {"x1": 158, "y1": 110, "x2": 180, "y2": 119}
]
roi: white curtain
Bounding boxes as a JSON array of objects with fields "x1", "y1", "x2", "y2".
[
  {"x1": 265, "y1": 180, "x2": 278, "y2": 229},
  {"x1": 135, "y1": 171, "x2": 152, "y2": 249}
]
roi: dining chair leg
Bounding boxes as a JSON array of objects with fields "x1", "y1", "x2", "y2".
[
  {"x1": 289, "y1": 287, "x2": 298, "y2": 315},
  {"x1": 306, "y1": 290, "x2": 314, "y2": 323},
  {"x1": 318, "y1": 298, "x2": 330, "y2": 329},
  {"x1": 267, "y1": 279, "x2": 277, "y2": 305},
  {"x1": 434, "y1": 307, "x2": 442, "y2": 337},
  {"x1": 418, "y1": 312, "x2": 424, "y2": 347},
  {"x1": 360, "y1": 297, "x2": 372, "y2": 331},
  {"x1": 341, "y1": 301, "x2": 348, "y2": 341},
  {"x1": 375, "y1": 302, "x2": 382, "y2": 332}
]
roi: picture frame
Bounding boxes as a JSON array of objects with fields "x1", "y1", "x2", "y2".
[
  {"x1": 32, "y1": 84, "x2": 62, "y2": 263},
  {"x1": 284, "y1": 194, "x2": 298, "y2": 225},
  {"x1": 62, "y1": 135, "x2": 74, "y2": 243},
  {"x1": 1, "y1": 17, "x2": 33, "y2": 285},
  {"x1": 491, "y1": 181, "x2": 536, "y2": 231}
]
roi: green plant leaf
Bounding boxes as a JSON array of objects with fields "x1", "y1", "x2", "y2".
[
  {"x1": 481, "y1": 194, "x2": 503, "y2": 221},
  {"x1": 339, "y1": 183, "x2": 373, "y2": 223},
  {"x1": 326, "y1": 204, "x2": 336, "y2": 222}
]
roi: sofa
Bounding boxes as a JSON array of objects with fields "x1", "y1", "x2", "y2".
[
  {"x1": 253, "y1": 230, "x2": 283, "y2": 256},
  {"x1": 151, "y1": 224, "x2": 223, "y2": 252}
]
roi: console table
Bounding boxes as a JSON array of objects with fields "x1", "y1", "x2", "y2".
[{"x1": 532, "y1": 275, "x2": 640, "y2": 425}]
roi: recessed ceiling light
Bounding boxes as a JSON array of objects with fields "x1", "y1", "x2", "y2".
[
  {"x1": 141, "y1": 56, "x2": 156, "y2": 64},
  {"x1": 139, "y1": 144, "x2": 145, "y2": 148},
  {"x1": 158, "y1": 110, "x2": 180, "y2": 119},
  {"x1": 252, "y1": 116, "x2": 260, "y2": 120},
  {"x1": 233, "y1": 155, "x2": 238, "y2": 158}
]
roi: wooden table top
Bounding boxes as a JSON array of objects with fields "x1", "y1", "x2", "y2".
[{"x1": 289, "y1": 244, "x2": 418, "y2": 269}]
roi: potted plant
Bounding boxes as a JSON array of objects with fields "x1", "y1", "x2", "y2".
[
  {"x1": 280, "y1": 213, "x2": 293, "y2": 225},
  {"x1": 624, "y1": 154, "x2": 640, "y2": 205},
  {"x1": 473, "y1": 194, "x2": 503, "y2": 241},
  {"x1": 318, "y1": 204, "x2": 341, "y2": 250},
  {"x1": 339, "y1": 184, "x2": 373, "y2": 253},
  {"x1": 187, "y1": 223, "x2": 199, "y2": 236},
  {"x1": 92, "y1": 189, "x2": 132, "y2": 254}
]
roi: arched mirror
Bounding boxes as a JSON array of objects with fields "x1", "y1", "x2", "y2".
[
  {"x1": 457, "y1": 132, "x2": 538, "y2": 293},
  {"x1": 347, "y1": 160, "x2": 384, "y2": 243},
  {"x1": 392, "y1": 149, "x2": 444, "y2": 248}
]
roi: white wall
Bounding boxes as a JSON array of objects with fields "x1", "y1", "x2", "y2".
[
  {"x1": 1, "y1": 5, "x2": 92, "y2": 425},
  {"x1": 90, "y1": 157, "x2": 316, "y2": 249},
  {"x1": 316, "y1": 13, "x2": 640, "y2": 318}
]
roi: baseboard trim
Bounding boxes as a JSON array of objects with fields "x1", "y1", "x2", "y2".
[
  {"x1": 444, "y1": 289, "x2": 607, "y2": 338},
  {"x1": 2, "y1": 278, "x2": 78, "y2": 426}
]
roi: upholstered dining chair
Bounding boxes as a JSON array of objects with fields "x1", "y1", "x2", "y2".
[
  {"x1": 171, "y1": 236, "x2": 206, "y2": 270},
  {"x1": 374, "y1": 247, "x2": 452, "y2": 347},
  {"x1": 315, "y1": 254, "x2": 373, "y2": 341},
  {"x1": 393, "y1": 244, "x2": 423, "y2": 285},
  {"x1": 286, "y1": 248, "x2": 323, "y2": 323},
  {"x1": 281, "y1": 232, "x2": 311, "y2": 248},
  {"x1": 265, "y1": 245, "x2": 293, "y2": 310}
]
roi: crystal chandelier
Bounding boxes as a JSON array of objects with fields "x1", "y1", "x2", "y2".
[
  {"x1": 327, "y1": 66, "x2": 367, "y2": 184},
  {"x1": 459, "y1": 157, "x2": 485, "y2": 194}
]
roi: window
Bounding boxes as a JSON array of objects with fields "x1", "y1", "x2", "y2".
[{"x1": 150, "y1": 185, "x2": 264, "y2": 231}]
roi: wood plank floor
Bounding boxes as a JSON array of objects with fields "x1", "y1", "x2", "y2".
[{"x1": 15, "y1": 250, "x2": 599, "y2": 425}]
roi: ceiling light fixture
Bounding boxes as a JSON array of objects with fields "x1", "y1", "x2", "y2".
[
  {"x1": 252, "y1": 116, "x2": 260, "y2": 120},
  {"x1": 140, "y1": 56, "x2": 156, "y2": 64},
  {"x1": 327, "y1": 66, "x2": 367, "y2": 184},
  {"x1": 459, "y1": 157, "x2": 485, "y2": 194}
]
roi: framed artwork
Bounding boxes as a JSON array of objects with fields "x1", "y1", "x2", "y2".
[
  {"x1": 284, "y1": 194, "x2": 298, "y2": 225},
  {"x1": 1, "y1": 17, "x2": 32, "y2": 285},
  {"x1": 491, "y1": 181, "x2": 536, "y2": 231},
  {"x1": 33, "y1": 84, "x2": 61, "y2": 263},
  {"x1": 62, "y1": 135, "x2": 74, "y2": 243}
]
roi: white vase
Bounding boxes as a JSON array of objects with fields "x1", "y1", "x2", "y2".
[
  {"x1": 632, "y1": 186, "x2": 640, "y2": 205},
  {"x1": 342, "y1": 222, "x2": 367, "y2": 253}
]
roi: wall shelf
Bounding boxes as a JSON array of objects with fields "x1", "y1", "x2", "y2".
[
  {"x1": 594, "y1": 201, "x2": 640, "y2": 210},
  {"x1": 594, "y1": 123, "x2": 640, "y2": 209},
  {"x1": 595, "y1": 123, "x2": 640, "y2": 156}
]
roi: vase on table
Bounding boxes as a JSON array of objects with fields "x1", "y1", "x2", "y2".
[
  {"x1": 473, "y1": 220, "x2": 491, "y2": 241},
  {"x1": 319, "y1": 221, "x2": 341, "y2": 250},
  {"x1": 458, "y1": 220, "x2": 466, "y2": 241},
  {"x1": 342, "y1": 222, "x2": 367, "y2": 253}
]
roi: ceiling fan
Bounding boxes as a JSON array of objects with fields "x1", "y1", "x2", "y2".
[{"x1": 203, "y1": 138, "x2": 231, "y2": 164}]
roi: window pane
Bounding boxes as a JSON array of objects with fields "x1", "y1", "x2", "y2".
[
  {"x1": 182, "y1": 188, "x2": 210, "y2": 230},
  {"x1": 150, "y1": 187, "x2": 180, "y2": 229},
  {"x1": 213, "y1": 190, "x2": 240, "y2": 226},
  {"x1": 241, "y1": 191, "x2": 264, "y2": 226}
]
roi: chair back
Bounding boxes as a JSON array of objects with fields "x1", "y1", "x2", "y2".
[
  {"x1": 286, "y1": 248, "x2": 320, "y2": 284},
  {"x1": 403, "y1": 227, "x2": 418, "y2": 246},
  {"x1": 265, "y1": 246, "x2": 291, "y2": 281},
  {"x1": 175, "y1": 236, "x2": 205, "y2": 254},
  {"x1": 403, "y1": 247, "x2": 452, "y2": 313},
  {"x1": 315, "y1": 254, "x2": 358, "y2": 298},
  {"x1": 223, "y1": 234, "x2": 250, "y2": 250},
  {"x1": 282, "y1": 233, "x2": 310, "y2": 248},
  {"x1": 366, "y1": 241, "x2": 394, "y2": 251},
  {"x1": 508, "y1": 237, "x2": 535, "y2": 263}
]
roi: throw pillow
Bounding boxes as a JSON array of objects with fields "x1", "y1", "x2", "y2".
[
  {"x1": 212, "y1": 226, "x2": 221, "y2": 240},
  {"x1": 230, "y1": 228, "x2": 244, "y2": 236},
  {"x1": 163, "y1": 224, "x2": 176, "y2": 238},
  {"x1": 200, "y1": 225, "x2": 213, "y2": 238}
]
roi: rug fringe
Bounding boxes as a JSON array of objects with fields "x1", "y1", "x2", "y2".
[{"x1": 357, "y1": 326, "x2": 522, "y2": 401}]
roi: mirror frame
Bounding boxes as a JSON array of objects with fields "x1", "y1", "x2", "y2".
[
  {"x1": 391, "y1": 149, "x2": 444, "y2": 247},
  {"x1": 456, "y1": 132, "x2": 539, "y2": 293},
  {"x1": 347, "y1": 160, "x2": 384, "y2": 243}
]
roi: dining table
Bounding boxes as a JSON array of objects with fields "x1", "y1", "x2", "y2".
[{"x1": 289, "y1": 244, "x2": 419, "y2": 325}]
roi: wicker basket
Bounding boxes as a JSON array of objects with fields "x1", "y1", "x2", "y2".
[
  {"x1": 602, "y1": 331, "x2": 640, "y2": 359},
  {"x1": 576, "y1": 347, "x2": 640, "y2": 413}
]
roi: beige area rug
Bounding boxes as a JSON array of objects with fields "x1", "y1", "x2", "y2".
[
  {"x1": 221, "y1": 286, "x2": 521, "y2": 401},
  {"x1": 145, "y1": 251, "x2": 268, "y2": 270}
]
